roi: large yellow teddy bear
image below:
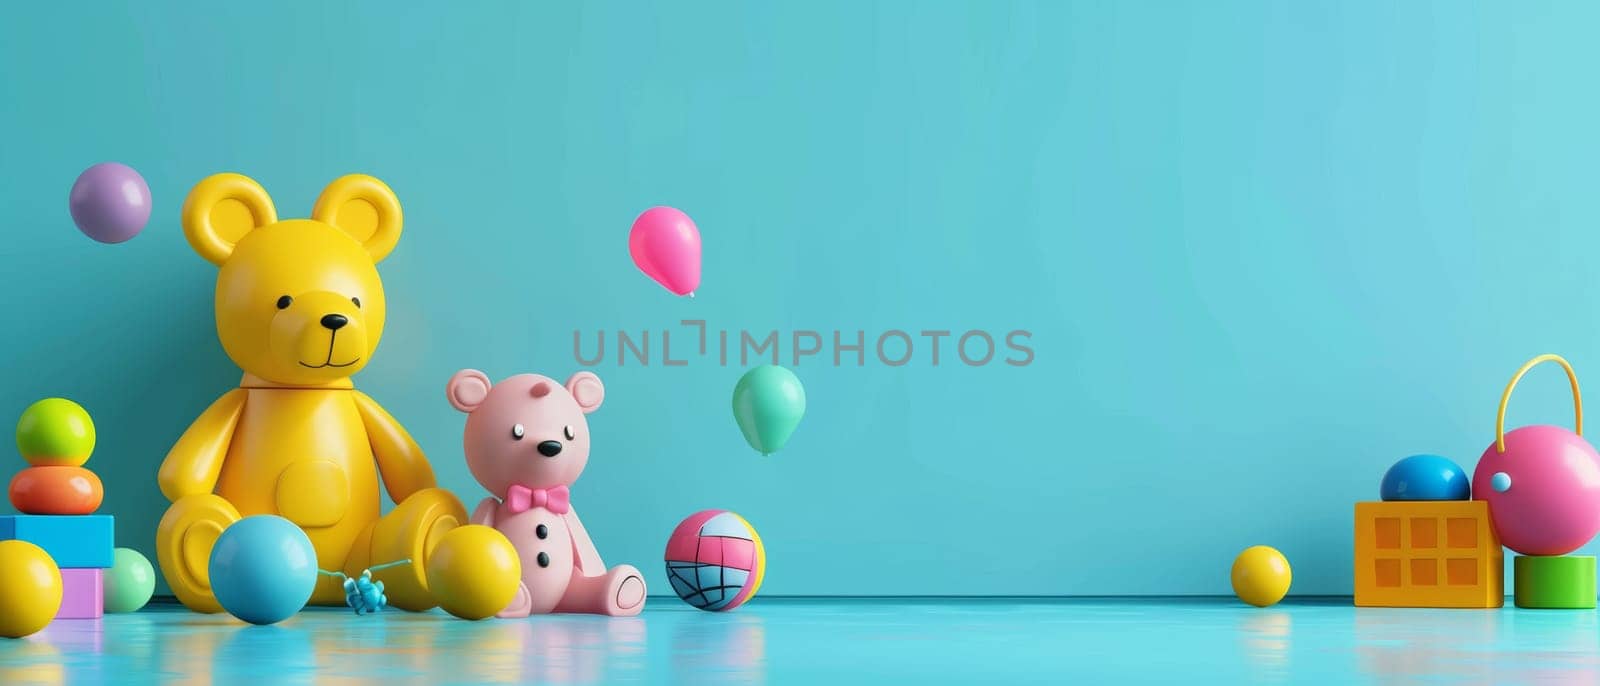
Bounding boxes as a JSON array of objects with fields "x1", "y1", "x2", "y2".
[{"x1": 156, "y1": 173, "x2": 466, "y2": 613}]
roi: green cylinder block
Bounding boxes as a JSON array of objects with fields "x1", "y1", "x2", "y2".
[{"x1": 1514, "y1": 555, "x2": 1597, "y2": 609}]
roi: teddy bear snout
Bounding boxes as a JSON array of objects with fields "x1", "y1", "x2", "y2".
[
  {"x1": 264, "y1": 290, "x2": 372, "y2": 377},
  {"x1": 537, "y1": 440, "x2": 563, "y2": 457}
]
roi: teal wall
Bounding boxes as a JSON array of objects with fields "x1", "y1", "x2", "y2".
[{"x1": 4, "y1": 1, "x2": 1599, "y2": 596}]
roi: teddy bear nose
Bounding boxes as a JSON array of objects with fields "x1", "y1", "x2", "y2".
[
  {"x1": 320, "y1": 314, "x2": 349, "y2": 330},
  {"x1": 537, "y1": 440, "x2": 563, "y2": 457}
]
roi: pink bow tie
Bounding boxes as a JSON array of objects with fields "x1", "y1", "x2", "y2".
[{"x1": 506, "y1": 484, "x2": 570, "y2": 514}]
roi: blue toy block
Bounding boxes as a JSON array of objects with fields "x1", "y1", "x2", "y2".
[{"x1": 0, "y1": 515, "x2": 114, "y2": 568}]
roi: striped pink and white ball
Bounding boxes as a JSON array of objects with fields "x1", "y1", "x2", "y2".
[{"x1": 664, "y1": 510, "x2": 766, "y2": 611}]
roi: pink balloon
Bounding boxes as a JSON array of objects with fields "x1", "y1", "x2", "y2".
[{"x1": 629, "y1": 206, "x2": 702, "y2": 296}]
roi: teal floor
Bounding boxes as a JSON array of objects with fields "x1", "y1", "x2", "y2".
[{"x1": 3, "y1": 598, "x2": 1599, "y2": 684}]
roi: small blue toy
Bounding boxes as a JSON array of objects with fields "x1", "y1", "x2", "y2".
[
  {"x1": 1380, "y1": 454, "x2": 1470, "y2": 501},
  {"x1": 345, "y1": 571, "x2": 386, "y2": 615},
  {"x1": 318, "y1": 560, "x2": 410, "y2": 615}
]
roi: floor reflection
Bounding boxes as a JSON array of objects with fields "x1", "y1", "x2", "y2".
[
  {"x1": 1, "y1": 616, "x2": 116, "y2": 686},
  {"x1": 1236, "y1": 608, "x2": 1291, "y2": 680},
  {"x1": 671, "y1": 612, "x2": 767, "y2": 684},
  {"x1": 1351, "y1": 608, "x2": 1600, "y2": 685},
  {"x1": 8, "y1": 599, "x2": 1600, "y2": 683},
  {"x1": 215, "y1": 625, "x2": 318, "y2": 685},
  {"x1": 157, "y1": 610, "x2": 652, "y2": 685},
  {"x1": 155, "y1": 615, "x2": 244, "y2": 686},
  {"x1": 1354, "y1": 608, "x2": 1501, "y2": 685},
  {"x1": 0, "y1": 639, "x2": 63, "y2": 686},
  {"x1": 435, "y1": 615, "x2": 648, "y2": 684}
]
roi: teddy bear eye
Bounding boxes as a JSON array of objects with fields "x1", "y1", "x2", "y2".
[
  {"x1": 351, "y1": 296, "x2": 362, "y2": 308},
  {"x1": 563, "y1": 425, "x2": 576, "y2": 441},
  {"x1": 511, "y1": 424, "x2": 525, "y2": 440},
  {"x1": 276, "y1": 295, "x2": 293, "y2": 310}
]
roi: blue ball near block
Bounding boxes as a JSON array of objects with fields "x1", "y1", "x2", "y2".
[{"x1": 1380, "y1": 455, "x2": 1470, "y2": 502}]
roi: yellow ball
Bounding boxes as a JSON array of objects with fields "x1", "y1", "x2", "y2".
[
  {"x1": 1231, "y1": 545, "x2": 1291, "y2": 607},
  {"x1": 426, "y1": 525, "x2": 521, "y2": 620},
  {"x1": 0, "y1": 540, "x2": 63, "y2": 638}
]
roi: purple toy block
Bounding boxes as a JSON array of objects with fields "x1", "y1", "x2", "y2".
[{"x1": 57, "y1": 568, "x2": 103, "y2": 619}]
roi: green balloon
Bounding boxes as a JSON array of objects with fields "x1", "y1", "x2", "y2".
[
  {"x1": 731, "y1": 365, "x2": 807, "y2": 455},
  {"x1": 104, "y1": 548, "x2": 156, "y2": 613}
]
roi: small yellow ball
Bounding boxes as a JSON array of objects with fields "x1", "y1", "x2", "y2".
[
  {"x1": 0, "y1": 540, "x2": 64, "y2": 638},
  {"x1": 426, "y1": 525, "x2": 522, "y2": 620},
  {"x1": 1231, "y1": 545, "x2": 1292, "y2": 607}
]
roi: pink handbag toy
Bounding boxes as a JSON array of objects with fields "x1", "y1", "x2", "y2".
[{"x1": 1472, "y1": 354, "x2": 1600, "y2": 556}]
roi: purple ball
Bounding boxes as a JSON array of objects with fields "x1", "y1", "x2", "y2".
[{"x1": 69, "y1": 162, "x2": 151, "y2": 244}]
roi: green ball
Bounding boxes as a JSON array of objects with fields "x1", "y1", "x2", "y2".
[
  {"x1": 104, "y1": 548, "x2": 156, "y2": 613},
  {"x1": 16, "y1": 397, "x2": 96, "y2": 466}
]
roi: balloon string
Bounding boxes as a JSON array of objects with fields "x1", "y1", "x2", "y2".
[
  {"x1": 317, "y1": 558, "x2": 412, "y2": 579},
  {"x1": 367, "y1": 559, "x2": 413, "y2": 573}
]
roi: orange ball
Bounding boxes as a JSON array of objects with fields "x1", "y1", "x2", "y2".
[{"x1": 9, "y1": 466, "x2": 103, "y2": 515}]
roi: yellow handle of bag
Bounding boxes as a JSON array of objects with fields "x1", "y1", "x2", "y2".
[{"x1": 1496, "y1": 353, "x2": 1583, "y2": 453}]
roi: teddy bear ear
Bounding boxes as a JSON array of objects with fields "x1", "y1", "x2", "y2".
[
  {"x1": 566, "y1": 372, "x2": 605, "y2": 413},
  {"x1": 181, "y1": 173, "x2": 279, "y2": 266},
  {"x1": 447, "y1": 369, "x2": 493, "y2": 413},
  {"x1": 312, "y1": 174, "x2": 403, "y2": 263}
]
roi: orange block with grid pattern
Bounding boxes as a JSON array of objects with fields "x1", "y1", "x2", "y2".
[{"x1": 1354, "y1": 500, "x2": 1503, "y2": 608}]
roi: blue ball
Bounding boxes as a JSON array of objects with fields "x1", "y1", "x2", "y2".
[
  {"x1": 1380, "y1": 454, "x2": 1470, "y2": 501},
  {"x1": 208, "y1": 515, "x2": 318, "y2": 625}
]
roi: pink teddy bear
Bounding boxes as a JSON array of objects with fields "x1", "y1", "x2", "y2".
[{"x1": 446, "y1": 368, "x2": 646, "y2": 617}]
